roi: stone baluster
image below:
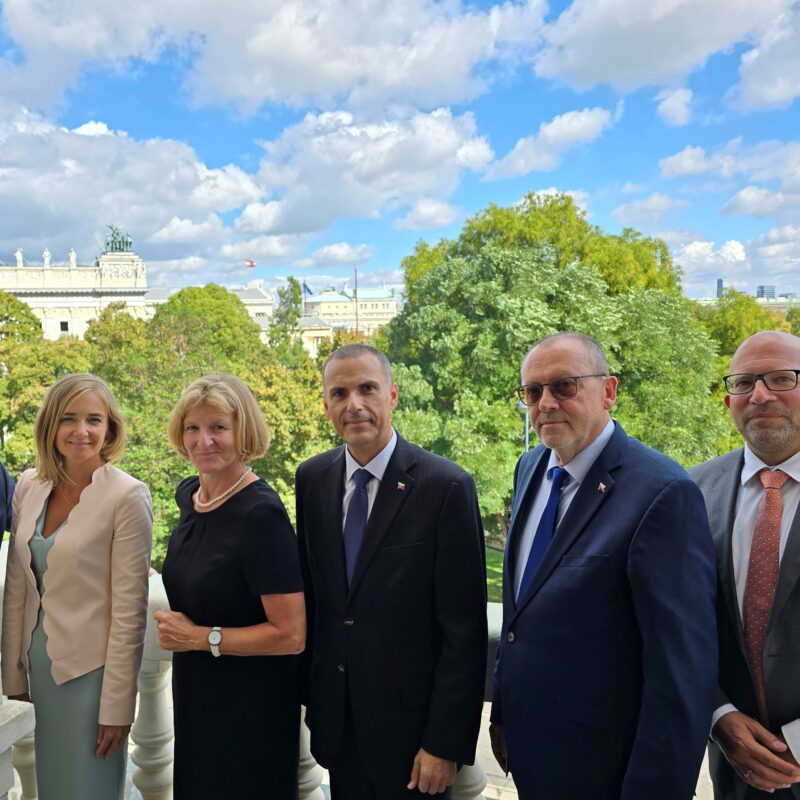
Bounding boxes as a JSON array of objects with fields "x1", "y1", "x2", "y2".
[
  {"x1": 9, "y1": 730, "x2": 36, "y2": 800},
  {"x1": 452, "y1": 760, "x2": 487, "y2": 800},
  {"x1": 297, "y1": 711, "x2": 324, "y2": 800},
  {"x1": 130, "y1": 660, "x2": 174, "y2": 800},
  {"x1": 0, "y1": 701, "x2": 35, "y2": 800}
]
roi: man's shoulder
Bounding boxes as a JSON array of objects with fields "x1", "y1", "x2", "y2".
[
  {"x1": 623, "y1": 436, "x2": 691, "y2": 483},
  {"x1": 296, "y1": 445, "x2": 343, "y2": 479},
  {"x1": 397, "y1": 437, "x2": 472, "y2": 483},
  {"x1": 688, "y1": 449, "x2": 743, "y2": 484}
]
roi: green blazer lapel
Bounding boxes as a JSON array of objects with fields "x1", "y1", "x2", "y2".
[{"x1": 347, "y1": 438, "x2": 416, "y2": 598}]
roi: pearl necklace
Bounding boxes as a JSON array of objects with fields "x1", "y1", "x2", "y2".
[{"x1": 194, "y1": 466, "x2": 252, "y2": 509}]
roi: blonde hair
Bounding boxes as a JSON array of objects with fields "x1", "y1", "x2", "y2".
[
  {"x1": 34, "y1": 373, "x2": 126, "y2": 484},
  {"x1": 168, "y1": 373, "x2": 270, "y2": 461}
]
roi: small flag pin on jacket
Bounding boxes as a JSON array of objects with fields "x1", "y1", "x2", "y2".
[
  {"x1": 598, "y1": 482, "x2": 607, "y2": 493},
  {"x1": 397, "y1": 482, "x2": 406, "y2": 491}
]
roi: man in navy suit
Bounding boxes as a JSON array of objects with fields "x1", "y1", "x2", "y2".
[
  {"x1": 296, "y1": 344, "x2": 487, "y2": 799},
  {"x1": 490, "y1": 332, "x2": 718, "y2": 800},
  {"x1": 0, "y1": 460, "x2": 13, "y2": 533}
]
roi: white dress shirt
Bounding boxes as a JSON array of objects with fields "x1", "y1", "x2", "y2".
[
  {"x1": 341, "y1": 430, "x2": 398, "y2": 530},
  {"x1": 513, "y1": 419, "x2": 615, "y2": 599},
  {"x1": 712, "y1": 445, "x2": 800, "y2": 756}
]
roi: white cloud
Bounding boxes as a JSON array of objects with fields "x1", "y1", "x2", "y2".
[
  {"x1": 723, "y1": 186, "x2": 800, "y2": 217},
  {"x1": 534, "y1": 0, "x2": 790, "y2": 91},
  {"x1": 0, "y1": 106, "x2": 262, "y2": 262},
  {"x1": 295, "y1": 242, "x2": 374, "y2": 269},
  {"x1": 656, "y1": 87, "x2": 692, "y2": 126},
  {"x1": 70, "y1": 120, "x2": 117, "y2": 137},
  {"x1": 251, "y1": 108, "x2": 492, "y2": 234},
  {"x1": 148, "y1": 214, "x2": 226, "y2": 244},
  {"x1": 490, "y1": 106, "x2": 613, "y2": 178},
  {"x1": 396, "y1": 199, "x2": 458, "y2": 230},
  {"x1": 612, "y1": 192, "x2": 689, "y2": 225},
  {"x1": 220, "y1": 235, "x2": 306, "y2": 262},
  {"x1": 0, "y1": 0, "x2": 546, "y2": 112},
  {"x1": 669, "y1": 235, "x2": 751, "y2": 297},
  {"x1": 737, "y1": 5, "x2": 800, "y2": 109}
]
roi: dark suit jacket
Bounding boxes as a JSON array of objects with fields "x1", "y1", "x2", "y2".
[
  {"x1": 0, "y1": 462, "x2": 12, "y2": 533},
  {"x1": 691, "y1": 449, "x2": 800, "y2": 800},
  {"x1": 295, "y1": 435, "x2": 488, "y2": 784},
  {"x1": 491, "y1": 422, "x2": 718, "y2": 800}
]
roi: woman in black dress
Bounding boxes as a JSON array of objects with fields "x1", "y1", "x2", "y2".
[{"x1": 155, "y1": 373, "x2": 305, "y2": 800}]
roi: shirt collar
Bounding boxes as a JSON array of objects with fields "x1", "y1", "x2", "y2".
[
  {"x1": 546, "y1": 418, "x2": 616, "y2": 486},
  {"x1": 345, "y1": 429, "x2": 398, "y2": 483},
  {"x1": 742, "y1": 444, "x2": 800, "y2": 485}
]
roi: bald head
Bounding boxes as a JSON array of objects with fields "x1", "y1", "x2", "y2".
[{"x1": 726, "y1": 330, "x2": 800, "y2": 465}]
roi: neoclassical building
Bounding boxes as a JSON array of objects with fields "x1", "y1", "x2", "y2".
[{"x1": 2, "y1": 230, "x2": 399, "y2": 346}]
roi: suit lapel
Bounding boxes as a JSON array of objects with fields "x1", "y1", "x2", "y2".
[
  {"x1": 320, "y1": 448, "x2": 349, "y2": 600},
  {"x1": 504, "y1": 449, "x2": 548, "y2": 609},
  {"x1": 770, "y1": 492, "x2": 800, "y2": 630},
  {"x1": 512, "y1": 423, "x2": 626, "y2": 617},
  {"x1": 708, "y1": 452, "x2": 746, "y2": 656},
  {"x1": 347, "y1": 437, "x2": 415, "y2": 598}
]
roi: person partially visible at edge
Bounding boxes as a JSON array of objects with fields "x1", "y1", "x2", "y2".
[
  {"x1": 691, "y1": 330, "x2": 800, "y2": 798},
  {"x1": 490, "y1": 332, "x2": 718, "y2": 800},
  {"x1": 0, "y1": 460, "x2": 13, "y2": 533},
  {"x1": 1, "y1": 373, "x2": 153, "y2": 800},
  {"x1": 296, "y1": 344, "x2": 487, "y2": 799},
  {"x1": 156, "y1": 372, "x2": 306, "y2": 800}
]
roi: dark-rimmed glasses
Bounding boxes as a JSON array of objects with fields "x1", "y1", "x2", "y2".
[
  {"x1": 723, "y1": 370, "x2": 800, "y2": 395},
  {"x1": 515, "y1": 374, "x2": 607, "y2": 406}
]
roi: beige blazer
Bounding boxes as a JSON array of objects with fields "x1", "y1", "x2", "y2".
[{"x1": 1, "y1": 463, "x2": 153, "y2": 726}]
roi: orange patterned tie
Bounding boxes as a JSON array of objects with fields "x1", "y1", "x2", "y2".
[{"x1": 743, "y1": 468, "x2": 790, "y2": 726}]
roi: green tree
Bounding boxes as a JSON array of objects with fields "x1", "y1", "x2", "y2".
[
  {"x1": 402, "y1": 193, "x2": 682, "y2": 303},
  {"x1": 388, "y1": 245, "x2": 720, "y2": 535},
  {"x1": 0, "y1": 290, "x2": 42, "y2": 342}
]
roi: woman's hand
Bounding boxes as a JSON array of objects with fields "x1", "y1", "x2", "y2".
[
  {"x1": 96, "y1": 724, "x2": 131, "y2": 758},
  {"x1": 155, "y1": 610, "x2": 205, "y2": 652},
  {"x1": 8, "y1": 693, "x2": 31, "y2": 703}
]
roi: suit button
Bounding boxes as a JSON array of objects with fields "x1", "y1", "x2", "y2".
[
  {"x1": 507, "y1": 632, "x2": 516, "y2": 643},
  {"x1": 344, "y1": 618, "x2": 354, "y2": 626},
  {"x1": 337, "y1": 664, "x2": 345, "y2": 673}
]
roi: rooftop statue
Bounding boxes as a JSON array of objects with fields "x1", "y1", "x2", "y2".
[
  {"x1": 103, "y1": 225, "x2": 133, "y2": 253},
  {"x1": 14, "y1": 248, "x2": 23, "y2": 268}
]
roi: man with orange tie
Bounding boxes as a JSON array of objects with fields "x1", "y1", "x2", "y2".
[{"x1": 692, "y1": 331, "x2": 800, "y2": 798}]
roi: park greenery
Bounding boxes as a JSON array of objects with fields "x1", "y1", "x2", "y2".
[{"x1": 0, "y1": 192, "x2": 794, "y2": 561}]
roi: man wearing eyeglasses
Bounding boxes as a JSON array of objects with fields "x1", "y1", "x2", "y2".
[
  {"x1": 490, "y1": 332, "x2": 717, "y2": 800},
  {"x1": 691, "y1": 331, "x2": 800, "y2": 799}
]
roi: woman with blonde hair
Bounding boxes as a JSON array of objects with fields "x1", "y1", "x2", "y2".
[
  {"x1": 156, "y1": 372, "x2": 305, "y2": 799},
  {"x1": 2, "y1": 373, "x2": 153, "y2": 800}
]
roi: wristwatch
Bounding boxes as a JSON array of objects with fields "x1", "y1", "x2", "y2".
[{"x1": 208, "y1": 626, "x2": 222, "y2": 657}]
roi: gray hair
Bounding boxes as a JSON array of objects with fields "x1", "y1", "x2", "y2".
[
  {"x1": 322, "y1": 344, "x2": 394, "y2": 386},
  {"x1": 526, "y1": 332, "x2": 609, "y2": 374}
]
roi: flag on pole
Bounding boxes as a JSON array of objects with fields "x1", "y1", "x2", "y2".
[
  {"x1": 245, "y1": 259, "x2": 256, "y2": 268},
  {"x1": 302, "y1": 281, "x2": 314, "y2": 295}
]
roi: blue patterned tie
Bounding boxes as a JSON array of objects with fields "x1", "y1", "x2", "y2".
[
  {"x1": 344, "y1": 469, "x2": 372, "y2": 585},
  {"x1": 517, "y1": 466, "x2": 568, "y2": 600}
]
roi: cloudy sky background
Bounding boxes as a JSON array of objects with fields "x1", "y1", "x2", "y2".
[{"x1": 1, "y1": 0, "x2": 798, "y2": 297}]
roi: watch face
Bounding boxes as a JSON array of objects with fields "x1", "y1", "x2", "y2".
[{"x1": 209, "y1": 630, "x2": 222, "y2": 646}]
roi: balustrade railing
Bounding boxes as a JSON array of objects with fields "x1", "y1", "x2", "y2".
[{"x1": 0, "y1": 559, "x2": 496, "y2": 800}]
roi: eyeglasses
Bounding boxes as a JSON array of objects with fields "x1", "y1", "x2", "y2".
[
  {"x1": 723, "y1": 370, "x2": 800, "y2": 395},
  {"x1": 515, "y1": 374, "x2": 607, "y2": 406}
]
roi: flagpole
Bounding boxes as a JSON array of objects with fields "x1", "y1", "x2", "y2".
[{"x1": 354, "y1": 267, "x2": 359, "y2": 335}]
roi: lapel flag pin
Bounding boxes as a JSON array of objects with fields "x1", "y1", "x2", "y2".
[
  {"x1": 598, "y1": 482, "x2": 607, "y2": 493},
  {"x1": 397, "y1": 482, "x2": 406, "y2": 491}
]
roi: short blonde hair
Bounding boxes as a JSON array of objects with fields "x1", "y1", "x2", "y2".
[
  {"x1": 34, "y1": 373, "x2": 126, "y2": 485},
  {"x1": 168, "y1": 373, "x2": 270, "y2": 461}
]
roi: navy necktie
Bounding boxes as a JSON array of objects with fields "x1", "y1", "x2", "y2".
[
  {"x1": 343, "y1": 469, "x2": 372, "y2": 585},
  {"x1": 518, "y1": 466, "x2": 568, "y2": 600}
]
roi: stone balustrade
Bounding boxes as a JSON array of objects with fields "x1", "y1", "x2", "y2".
[{"x1": 0, "y1": 555, "x2": 498, "y2": 800}]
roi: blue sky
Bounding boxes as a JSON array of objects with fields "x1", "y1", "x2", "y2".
[{"x1": 1, "y1": 0, "x2": 798, "y2": 298}]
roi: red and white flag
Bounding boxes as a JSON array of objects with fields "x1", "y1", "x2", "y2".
[{"x1": 244, "y1": 259, "x2": 256, "y2": 268}]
